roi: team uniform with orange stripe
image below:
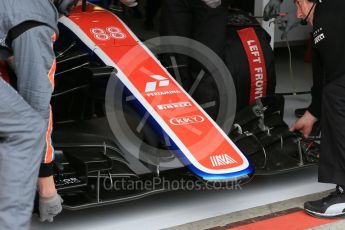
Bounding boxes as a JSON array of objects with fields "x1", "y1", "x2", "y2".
[
  {"x1": 0, "y1": 0, "x2": 58, "y2": 229},
  {"x1": 0, "y1": 1, "x2": 58, "y2": 178}
]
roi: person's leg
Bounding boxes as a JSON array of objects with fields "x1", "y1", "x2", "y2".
[
  {"x1": 188, "y1": 1, "x2": 228, "y2": 120},
  {"x1": 192, "y1": 0, "x2": 228, "y2": 60},
  {"x1": 304, "y1": 75, "x2": 345, "y2": 218},
  {"x1": 160, "y1": 0, "x2": 192, "y2": 37},
  {"x1": 144, "y1": 0, "x2": 154, "y2": 29},
  {"x1": 12, "y1": 26, "x2": 56, "y2": 177},
  {"x1": 160, "y1": 0, "x2": 194, "y2": 89},
  {"x1": 144, "y1": 0, "x2": 162, "y2": 30},
  {"x1": 318, "y1": 75, "x2": 345, "y2": 186},
  {"x1": 0, "y1": 78, "x2": 46, "y2": 230}
]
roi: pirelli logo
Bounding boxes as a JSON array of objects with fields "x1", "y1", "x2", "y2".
[
  {"x1": 210, "y1": 154, "x2": 237, "y2": 167},
  {"x1": 157, "y1": 102, "x2": 192, "y2": 110}
]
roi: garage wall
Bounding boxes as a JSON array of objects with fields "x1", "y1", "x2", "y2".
[{"x1": 254, "y1": 0, "x2": 312, "y2": 48}]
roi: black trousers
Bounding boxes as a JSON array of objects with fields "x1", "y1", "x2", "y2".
[
  {"x1": 160, "y1": 0, "x2": 228, "y2": 59},
  {"x1": 145, "y1": 0, "x2": 161, "y2": 24},
  {"x1": 318, "y1": 74, "x2": 345, "y2": 186},
  {"x1": 160, "y1": 0, "x2": 228, "y2": 119}
]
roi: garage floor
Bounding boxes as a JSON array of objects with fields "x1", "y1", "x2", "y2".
[
  {"x1": 30, "y1": 169, "x2": 333, "y2": 230},
  {"x1": 31, "y1": 44, "x2": 336, "y2": 229},
  {"x1": 166, "y1": 190, "x2": 341, "y2": 230}
]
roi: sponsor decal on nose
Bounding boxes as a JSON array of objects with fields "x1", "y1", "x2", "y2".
[
  {"x1": 210, "y1": 154, "x2": 237, "y2": 167},
  {"x1": 169, "y1": 115, "x2": 205, "y2": 125},
  {"x1": 145, "y1": 75, "x2": 170, "y2": 92},
  {"x1": 157, "y1": 102, "x2": 192, "y2": 110}
]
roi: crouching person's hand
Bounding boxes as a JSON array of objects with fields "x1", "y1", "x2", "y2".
[
  {"x1": 39, "y1": 193, "x2": 63, "y2": 222},
  {"x1": 37, "y1": 176, "x2": 63, "y2": 222},
  {"x1": 290, "y1": 110, "x2": 318, "y2": 138}
]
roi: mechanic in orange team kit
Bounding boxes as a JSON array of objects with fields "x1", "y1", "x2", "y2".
[{"x1": 0, "y1": 0, "x2": 78, "y2": 229}]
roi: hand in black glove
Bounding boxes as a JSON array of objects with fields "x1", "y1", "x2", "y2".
[
  {"x1": 55, "y1": 0, "x2": 79, "y2": 16},
  {"x1": 263, "y1": 0, "x2": 283, "y2": 21}
]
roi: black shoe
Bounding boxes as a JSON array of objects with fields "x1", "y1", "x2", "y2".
[{"x1": 304, "y1": 186, "x2": 345, "y2": 218}]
